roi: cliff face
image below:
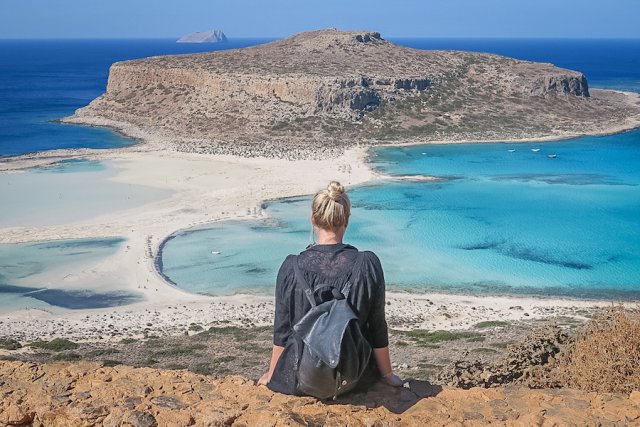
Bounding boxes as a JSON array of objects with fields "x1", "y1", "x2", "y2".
[
  {"x1": 65, "y1": 29, "x2": 640, "y2": 157},
  {"x1": 1, "y1": 361, "x2": 639, "y2": 426}
]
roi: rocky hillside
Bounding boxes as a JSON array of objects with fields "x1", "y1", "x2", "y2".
[
  {"x1": 1, "y1": 360, "x2": 639, "y2": 426},
  {"x1": 65, "y1": 29, "x2": 640, "y2": 157}
]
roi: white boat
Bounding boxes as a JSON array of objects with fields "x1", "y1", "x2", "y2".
[
  {"x1": 211, "y1": 251, "x2": 221, "y2": 255},
  {"x1": 508, "y1": 149, "x2": 516, "y2": 153},
  {"x1": 547, "y1": 154, "x2": 557, "y2": 159},
  {"x1": 531, "y1": 148, "x2": 541, "y2": 152}
]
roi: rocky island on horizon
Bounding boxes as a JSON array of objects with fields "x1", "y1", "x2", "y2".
[
  {"x1": 177, "y1": 29, "x2": 228, "y2": 44},
  {"x1": 64, "y1": 28, "x2": 640, "y2": 158}
]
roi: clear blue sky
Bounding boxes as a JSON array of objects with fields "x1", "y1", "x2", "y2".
[{"x1": 2, "y1": 0, "x2": 639, "y2": 39}]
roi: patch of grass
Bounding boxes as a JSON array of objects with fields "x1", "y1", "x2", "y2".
[
  {"x1": 0, "y1": 355, "x2": 18, "y2": 361},
  {"x1": 214, "y1": 355, "x2": 235, "y2": 364},
  {"x1": 87, "y1": 348, "x2": 120, "y2": 357},
  {"x1": 470, "y1": 347, "x2": 499, "y2": 354},
  {"x1": 0, "y1": 338, "x2": 22, "y2": 350},
  {"x1": 473, "y1": 321, "x2": 510, "y2": 329},
  {"x1": 396, "y1": 340, "x2": 409, "y2": 347},
  {"x1": 102, "y1": 360, "x2": 121, "y2": 367},
  {"x1": 152, "y1": 344, "x2": 207, "y2": 358},
  {"x1": 191, "y1": 364, "x2": 214, "y2": 376},
  {"x1": 120, "y1": 338, "x2": 137, "y2": 344},
  {"x1": 205, "y1": 326, "x2": 269, "y2": 341},
  {"x1": 166, "y1": 363, "x2": 188, "y2": 370},
  {"x1": 188, "y1": 323, "x2": 204, "y2": 332},
  {"x1": 405, "y1": 330, "x2": 484, "y2": 345},
  {"x1": 29, "y1": 338, "x2": 78, "y2": 352},
  {"x1": 54, "y1": 352, "x2": 81, "y2": 361}
]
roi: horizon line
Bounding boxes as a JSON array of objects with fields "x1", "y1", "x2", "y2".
[{"x1": 2, "y1": 35, "x2": 640, "y2": 41}]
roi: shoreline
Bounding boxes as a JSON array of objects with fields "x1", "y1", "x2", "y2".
[
  {"x1": 0, "y1": 287, "x2": 622, "y2": 344},
  {"x1": 1, "y1": 110, "x2": 640, "y2": 342}
]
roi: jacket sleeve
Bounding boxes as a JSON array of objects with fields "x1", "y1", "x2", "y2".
[
  {"x1": 365, "y1": 251, "x2": 389, "y2": 348},
  {"x1": 273, "y1": 255, "x2": 295, "y2": 346}
]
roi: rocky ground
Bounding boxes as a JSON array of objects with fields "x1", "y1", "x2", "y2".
[
  {"x1": 2, "y1": 314, "x2": 640, "y2": 425},
  {"x1": 2, "y1": 360, "x2": 639, "y2": 426}
]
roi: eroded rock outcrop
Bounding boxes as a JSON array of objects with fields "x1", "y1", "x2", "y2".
[
  {"x1": 441, "y1": 325, "x2": 570, "y2": 389},
  {"x1": 64, "y1": 29, "x2": 640, "y2": 158},
  {"x1": 1, "y1": 361, "x2": 639, "y2": 426}
]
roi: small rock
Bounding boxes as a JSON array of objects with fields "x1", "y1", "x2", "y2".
[
  {"x1": 127, "y1": 410, "x2": 157, "y2": 427},
  {"x1": 124, "y1": 396, "x2": 142, "y2": 410},
  {"x1": 150, "y1": 395, "x2": 187, "y2": 410}
]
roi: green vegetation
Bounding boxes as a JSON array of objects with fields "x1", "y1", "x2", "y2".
[
  {"x1": 53, "y1": 352, "x2": 82, "y2": 361},
  {"x1": 191, "y1": 363, "x2": 214, "y2": 376},
  {"x1": 152, "y1": 344, "x2": 207, "y2": 358},
  {"x1": 120, "y1": 338, "x2": 137, "y2": 344},
  {"x1": 188, "y1": 323, "x2": 204, "y2": 332},
  {"x1": 102, "y1": 360, "x2": 121, "y2": 367},
  {"x1": 405, "y1": 330, "x2": 484, "y2": 346},
  {"x1": 87, "y1": 348, "x2": 120, "y2": 357},
  {"x1": 204, "y1": 325, "x2": 270, "y2": 342},
  {"x1": 0, "y1": 338, "x2": 22, "y2": 350},
  {"x1": 166, "y1": 363, "x2": 188, "y2": 371},
  {"x1": 29, "y1": 338, "x2": 78, "y2": 352},
  {"x1": 474, "y1": 321, "x2": 510, "y2": 329},
  {"x1": 0, "y1": 355, "x2": 18, "y2": 361}
]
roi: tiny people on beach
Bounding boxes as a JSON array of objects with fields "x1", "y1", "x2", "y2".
[{"x1": 259, "y1": 181, "x2": 403, "y2": 397}]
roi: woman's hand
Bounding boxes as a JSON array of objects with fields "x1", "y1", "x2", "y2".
[
  {"x1": 258, "y1": 371, "x2": 270, "y2": 386},
  {"x1": 382, "y1": 371, "x2": 404, "y2": 387}
]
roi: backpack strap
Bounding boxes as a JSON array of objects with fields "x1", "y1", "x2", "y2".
[
  {"x1": 342, "y1": 252, "x2": 365, "y2": 299},
  {"x1": 293, "y1": 255, "x2": 317, "y2": 307}
]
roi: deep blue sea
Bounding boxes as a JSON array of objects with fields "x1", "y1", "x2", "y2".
[
  {"x1": 1, "y1": 38, "x2": 639, "y2": 308},
  {"x1": 0, "y1": 39, "x2": 272, "y2": 156}
]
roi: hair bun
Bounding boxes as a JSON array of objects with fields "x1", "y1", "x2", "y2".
[{"x1": 327, "y1": 181, "x2": 345, "y2": 200}]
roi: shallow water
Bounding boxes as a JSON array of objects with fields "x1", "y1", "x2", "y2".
[
  {"x1": 161, "y1": 131, "x2": 640, "y2": 299},
  {"x1": 0, "y1": 159, "x2": 170, "y2": 227},
  {"x1": 0, "y1": 237, "x2": 143, "y2": 312}
]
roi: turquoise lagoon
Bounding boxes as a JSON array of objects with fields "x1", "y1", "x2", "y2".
[
  {"x1": 0, "y1": 159, "x2": 169, "y2": 227},
  {"x1": 161, "y1": 130, "x2": 640, "y2": 299},
  {"x1": 0, "y1": 237, "x2": 143, "y2": 313},
  {"x1": 0, "y1": 159, "x2": 167, "y2": 311}
]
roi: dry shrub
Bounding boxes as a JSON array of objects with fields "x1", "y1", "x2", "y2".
[{"x1": 559, "y1": 305, "x2": 640, "y2": 393}]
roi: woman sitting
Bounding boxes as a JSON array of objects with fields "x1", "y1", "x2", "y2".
[{"x1": 259, "y1": 181, "x2": 402, "y2": 395}]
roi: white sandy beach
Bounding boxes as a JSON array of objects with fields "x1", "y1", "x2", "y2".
[{"x1": 2, "y1": 125, "x2": 638, "y2": 344}]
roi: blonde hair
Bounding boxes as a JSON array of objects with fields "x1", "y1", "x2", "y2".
[{"x1": 311, "y1": 181, "x2": 351, "y2": 231}]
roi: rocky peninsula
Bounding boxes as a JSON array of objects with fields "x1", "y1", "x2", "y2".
[{"x1": 64, "y1": 29, "x2": 640, "y2": 158}]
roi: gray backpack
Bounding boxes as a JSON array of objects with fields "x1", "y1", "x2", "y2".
[{"x1": 291, "y1": 252, "x2": 372, "y2": 399}]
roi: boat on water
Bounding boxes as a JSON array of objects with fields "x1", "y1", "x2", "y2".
[
  {"x1": 547, "y1": 154, "x2": 557, "y2": 158},
  {"x1": 211, "y1": 251, "x2": 221, "y2": 255},
  {"x1": 531, "y1": 148, "x2": 541, "y2": 152},
  {"x1": 508, "y1": 149, "x2": 516, "y2": 152}
]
